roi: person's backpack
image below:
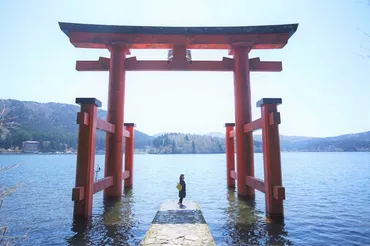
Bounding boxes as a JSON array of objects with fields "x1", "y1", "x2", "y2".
[{"x1": 176, "y1": 183, "x2": 182, "y2": 191}]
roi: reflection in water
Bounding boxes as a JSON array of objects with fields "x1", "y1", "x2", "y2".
[
  {"x1": 65, "y1": 189, "x2": 137, "y2": 246},
  {"x1": 223, "y1": 189, "x2": 292, "y2": 245}
]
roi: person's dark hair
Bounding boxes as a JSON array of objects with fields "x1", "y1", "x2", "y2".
[{"x1": 179, "y1": 174, "x2": 184, "y2": 182}]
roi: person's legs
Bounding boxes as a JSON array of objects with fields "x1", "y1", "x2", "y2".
[{"x1": 179, "y1": 197, "x2": 183, "y2": 204}]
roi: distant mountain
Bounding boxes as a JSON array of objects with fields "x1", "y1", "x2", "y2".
[
  {"x1": 152, "y1": 132, "x2": 171, "y2": 137},
  {"x1": 0, "y1": 99, "x2": 368, "y2": 153},
  {"x1": 278, "y1": 132, "x2": 370, "y2": 152},
  {"x1": 203, "y1": 132, "x2": 225, "y2": 138},
  {"x1": 148, "y1": 133, "x2": 262, "y2": 154},
  {"x1": 0, "y1": 99, "x2": 152, "y2": 152},
  {"x1": 203, "y1": 131, "x2": 369, "y2": 152}
]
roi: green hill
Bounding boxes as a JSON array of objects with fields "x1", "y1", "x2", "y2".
[
  {"x1": 0, "y1": 99, "x2": 152, "y2": 152},
  {"x1": 148, "y1": 133, "x2": 262, "y2": 154},
  {"x1": 0, "y1": 99, "x2": 368, "y2": 153}
]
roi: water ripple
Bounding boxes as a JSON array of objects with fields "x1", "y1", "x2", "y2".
[{"x1": 0, "y1": 152, "x2": 369, "y2": 245}]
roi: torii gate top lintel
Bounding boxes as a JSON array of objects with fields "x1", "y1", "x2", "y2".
[
  {"x1": 59, "y1": 22, "x2": 298, "y2": 72},
  {"x1": 59, "y1": 22, "x2": 298, "y2": 50}
]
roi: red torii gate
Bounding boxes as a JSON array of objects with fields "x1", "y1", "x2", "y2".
[{"x1": 59, "y1": 22, "x2": 298, "y2": 220}]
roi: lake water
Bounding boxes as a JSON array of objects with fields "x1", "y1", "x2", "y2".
[{"x1": 0, "y1": 152, "x2": 369, "y2": 245}]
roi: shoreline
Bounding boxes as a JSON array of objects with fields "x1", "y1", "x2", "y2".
[{"x1": 0, "y1": 151, "x2": 369, "y2": 155}]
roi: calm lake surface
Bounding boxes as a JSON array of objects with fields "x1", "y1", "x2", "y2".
[{"x1": 0, "y1": 152, "x2": 369, "y2": 245}]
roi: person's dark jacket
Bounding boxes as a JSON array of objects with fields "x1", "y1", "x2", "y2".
[{"x1": 179, "y1": 180, "x2": 186, "y2": 198}]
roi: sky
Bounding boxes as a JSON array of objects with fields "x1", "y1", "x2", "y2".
[{"x1": 0, "y1": 0, "x2": 369, "y2": 137}]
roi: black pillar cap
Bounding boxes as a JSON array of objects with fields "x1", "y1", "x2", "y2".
[
  {"x1": 256, "y1": 98, "x2": 282, "y2": 107},
  {"x1": 124, "y1": 123, "x2": 136, "y2": 127},
  {"x1": 224, "y1": 123, "x2": 235, "y2": 127},
  {"x1": 75, "y1": 98, "x2": 102, "y2": 107}
]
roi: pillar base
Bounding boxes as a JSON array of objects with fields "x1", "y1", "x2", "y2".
[
  {"x1": 237, "y1": 193, "x2": 255, "y2": 200},
  {"x1": 266, "y1": 214, "x2": 284, "y2": 224},
  {"x1": 103, "y1": 194, "x2": 122, "y2": 202}
]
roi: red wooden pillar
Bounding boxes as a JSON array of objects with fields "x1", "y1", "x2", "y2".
[
  {"x1": 73, "y1": 98, "x2": 101, "y2": 219},
  {"x1": 233, "y1": 47, "x2": 255, "y2": 197},
  {"x1": 124, "y1": 123, "x2": 135, "y2": 188},
  {"x1": 225, "y1": 123, "x2": 235, "y2": 188},
  {"x1": 258, "y1": 98, "x2": 285, "y2": 219},
  {"x1": 104, "y1": 44, "x2": 128, "y2": 199}
]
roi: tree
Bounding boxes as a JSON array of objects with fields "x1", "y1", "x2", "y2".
[
  {"x1": 191, "y1": 140, "x2": 196, "y2": 154},
  {"x1": 171, "y1": 140, "x2": 176, "y2": 154}
]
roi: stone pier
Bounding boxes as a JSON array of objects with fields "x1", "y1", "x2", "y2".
[{"x1": 140, "y1": 200, "x2": 215, "y2": 245}]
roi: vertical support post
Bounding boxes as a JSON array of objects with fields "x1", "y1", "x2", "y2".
[
  {"x1": 124, "y1": 123, "x2": 135, "y2": 188},
  {"x1": 74, "y1": 98, "x2": 101, "y2": 219},
  {"x1": 225, "y1": 123, "x2": 235, "y2": 188},
  {"x1": 104, "y1": 44, "x2": 128, "y2": 199},
  {"x1": 233, "y1": 46, "x2": 255, "y2": 198},
  {"x1": 258, "y1": 98, "x2": 284, "y2": 219}
]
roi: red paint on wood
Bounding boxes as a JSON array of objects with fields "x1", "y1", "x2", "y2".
[
  {"x1": 93, "y1": 176, "x2": 113, "y2": 194},
  {"x1": 269, "y1": 112, "x2": 281, "y2": 125},
  {"x1": 249, "y1": 57, "x2": 282, "y2": 72},
  {"x1": 125, "y1": 59, "x2": 233, "y2": 71},
  {"x1": 246, "y1": 176, "x2": 265, "y2": 193},
  {"x1": 122, "y1": 170, "x2": 130, "y2": 180},
  {"x1": 75, "y1": 56, "x2": 282, "y2": 72},
  {"x1": 76, "y1": 112, "x2": 89, "y2": 125},
  {"x1": 230, "y1": 171, "x2": 237, "y2": 180},
  {"x1": 74, "y1": 103, "x2": 98, "y2": 218},
  {"x1": 123, "y1": 130, "x2": 131, "y2": 138},
  {"x1": 124, "y1": 125, "x2": 134, "y2": 188},
  {"x1": 96, "y1": 118, "x2": 115, "y2": 133},
  {"x1": 104, "y1": 45, "x2": 127, "y2": 199},
  {"x1": 244, "y1": 118, "x2": 263, "y2": 133},
  {"x1": 261, "y1": 103, "x2": 284, "y2": 218},
  {"x1": 233, "y1": 47, "x2": 255, "y2": 197},
  {"x1": 225, "y1": 125, "x2": 235, "y2": 188},
  {"x1": 72, "y1": 187, "x2": 84, "y2": 201},
  {"x1": 273, "y1": 186, "x2": 285, "y2": 200},
  {"x1": 68, "y1": 32, "x2": 290, "y2": 50},
  {"x1": 76, "y1": 57, "x2": 110, "y2": 71},
  {"x1": 229, "y1": 130, "x2": 236, "y2": 138}
]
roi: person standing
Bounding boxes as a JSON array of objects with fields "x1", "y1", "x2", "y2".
[{"x1": 178, "y1": 174, "x2": 186, "y2": 206}]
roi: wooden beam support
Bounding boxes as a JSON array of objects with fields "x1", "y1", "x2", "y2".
[
  {"x1": 124, "y1": 123, "x2": 135, "y2": 188},
  {"x1": 104, "y1": 45, "x2": 127, "y2": 199},
  {"x1": 225, "y1": 123, "x2": 236, "y2": 188},
  {"x1": 269, "y1": 112, "x2": 281, "y2": 125},
  {"x1": 230, "y1": 171, "x2": 237, "y2": 180},
  {"x1": 246, "y1": 176, "x2": 265, "y2": 193},
  {"x1": 93, "y1": 176, "x2": 113, "y2": 194},
  {"x1": 122, "y1": 170, "x2": 130, "y2": 180},
  {"x1": 258, "y1": 98, "x2": 284, "y2": 218},
  {"x1": 75, "y1": 56, "x2": 280, "y2": 72},
  {"x1": 125, "y1": 56, "x2": 234, "y2": 71},
  {"x1": 72, "y1": 187, "x2": 84, "y2": 201},
  {"x1": 76, "y1": 112, "x2": 89, "y2": 125},
  {"x1": 229, "y1": 130, "x2": 236, "y2": 138},
  {"x1": 73, "y1": 98, "x2": 100, "y2": 218},
  {"x1": 249, "y1": 57, "x2": 282, "y2": 72},
  {"x1": 244, "y1": 118, "x2": 263, "y2": 133},
  {"x1": 96, "y1": 118, "x2": 116, "y2": 133},
  {"x1": 123, "y1": 130, "x2": 131, "y2": 138},
  {"x1": 76, "y1": 57, "x2": 110, "y2": 71},
  {"x1": 273, "y1": 186, "x2": 285, "y2": 200}
]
